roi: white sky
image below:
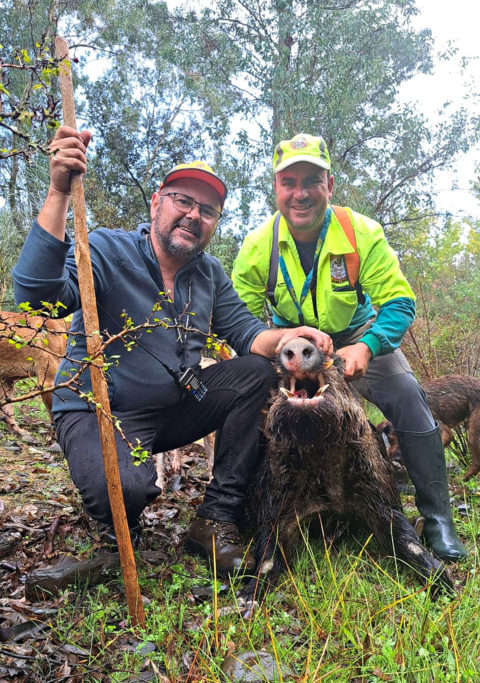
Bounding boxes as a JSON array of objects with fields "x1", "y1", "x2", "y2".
[{"x1": 399, "y1": 0, "x2": 480, "y2": 218}]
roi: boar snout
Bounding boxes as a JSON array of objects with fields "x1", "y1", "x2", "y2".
[{"x1": 279, "y1": 337, "x2": 323, "y2": 377}]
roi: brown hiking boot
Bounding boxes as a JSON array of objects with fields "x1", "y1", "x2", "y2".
[{"x1": 186, "y1": 517, "x2": 255, "y2": 576}]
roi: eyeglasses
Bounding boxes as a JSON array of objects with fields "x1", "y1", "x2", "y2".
[{"x1": 162, "y1": 192, "x2": 222, "y2": 224}]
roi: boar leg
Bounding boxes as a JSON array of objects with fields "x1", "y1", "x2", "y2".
[
  {"x1": 239, "y1": 492, "x2": 301, "y2": 615},
  {"x1": 355, "y1": 497, "x2": 453, "y2": 593}
]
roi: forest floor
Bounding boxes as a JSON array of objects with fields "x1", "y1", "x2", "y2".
[
  {"x1": 1, "y1": 397, "x2": 479, "y2": 682},
  {"x1": 0, "y1": 398, "x2": 216, "y2": 681}
]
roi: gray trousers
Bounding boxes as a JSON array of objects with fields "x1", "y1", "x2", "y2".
[{"x1": 334, "y1": 322, "x2": 435, "y2": 434}]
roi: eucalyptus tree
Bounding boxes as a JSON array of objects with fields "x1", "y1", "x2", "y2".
[
  {"x1": 1, "y1": 0, "x2": 214, "y2": 229},
  {"x1": 3, "y1": 0, "x2": 477, "y2": 241},
  {"x1": 172, "y1": 0, "x2": 476, "y2": 234},
  {"x1": 1, "y1": 0, "x2": 61, "y2": 233},
  {"x1": 0, "y1": 0, "x2": 130, "y2": 231},
  {"x1": 81, "y1": 1, "x2": 209, "y2": 229}
]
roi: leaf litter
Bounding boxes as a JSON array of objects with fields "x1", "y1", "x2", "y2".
[{"x1": 0, "y1": 401, "x2": 214, "y2": 680}]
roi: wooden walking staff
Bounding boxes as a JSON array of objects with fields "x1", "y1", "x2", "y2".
[{"x1": 54, "y1": 37, "x2": 146, "y2": 628}]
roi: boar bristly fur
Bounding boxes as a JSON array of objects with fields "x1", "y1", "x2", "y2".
[{"x1": 241, "y1": 338, "x2": 452, "y2": 612}]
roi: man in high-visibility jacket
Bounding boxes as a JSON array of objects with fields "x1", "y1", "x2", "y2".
[{"x1": 232, "y1": 133, "x2": 466, "y2": 562}]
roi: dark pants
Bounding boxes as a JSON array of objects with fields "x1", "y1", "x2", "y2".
[
  {"x1": 55, "y1": 355, "x2": 274, "y2": 527},
  {"x1": 334, "y1": 320, "x2": 435, "y2": 433}
]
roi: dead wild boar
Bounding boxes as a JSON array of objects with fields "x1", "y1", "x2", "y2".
[
  {"x1": 377, "y1": 373, "x2": 480, "y2": 481},
  {"x1": 240, "y1": 338, "x2": 452, "y2": 612},
  {"x1": 0, "y1": 311, "x2": 68, "y2": 436}
]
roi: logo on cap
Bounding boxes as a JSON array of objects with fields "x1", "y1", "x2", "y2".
[
  {"x1": 273, "y1": 133, "x2": 331, "y2": 174},
  {"x1": 290, "y1": 136, "x2": 309, "y2": 150}
]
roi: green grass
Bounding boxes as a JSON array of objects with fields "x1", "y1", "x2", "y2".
[
  {"x1": 4, "y1": 394, "x2": 480, "y2": 681},
  {"x1": 22, "y1": 493, "x2": 479, "y2": 682},
  {"x1": 3, "y1": 376, "x2": 51, "y2": 428}
]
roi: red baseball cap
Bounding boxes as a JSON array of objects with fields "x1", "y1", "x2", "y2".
[{"x1": 159, "y1": 161, "x2": 228, "y2": 208}]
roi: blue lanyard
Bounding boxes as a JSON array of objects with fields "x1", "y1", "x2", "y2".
[{"x1": 278, "y1": 207, "x2": 331, "y2": 326}]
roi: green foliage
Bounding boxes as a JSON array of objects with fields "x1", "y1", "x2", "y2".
[
  {"x1": 445, "y1": 424, "x2": 471, "y2": 471},
  {"x1": 82, "y1": 15, "x2": 208, "y2": 229},
  {"x1": 0, "y1": 208, "x2": 23, "y2": 304},
  {"x1": 400, "y1": 212, "x2": 480, "y2": 378},
  {"x1": 0, "y1": 13, "x2": 62, "y2": 163},
  {"x1": 205, "y1": 224, "x2": 243, "y2": 275},
  {"x1": 0, "y1": 2, "x2": 62, "y2": 234},
  {"x1": 25, "y1": 496, "x2": 480, "y2": 680},
  {"x1": 130, "y1": 438, "x2": 149, "y2": 466},
  {"x1": 0, "y1": 0, "x2": 211, "y2": 233},
  {"x1": 0, "y1": 0, "x2": 105, "y2": 230},
  {"x1": 472, "y1": 166, "x2": 480, "y2": 204},
  {"x1": 2, "y1": 0, "x2": 479, "y2": 381},
  {"x1": 2, "y1": 0, "x2": 478, "y2": 248}
]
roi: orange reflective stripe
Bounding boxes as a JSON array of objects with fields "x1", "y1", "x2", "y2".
[{"x1": 331, "y1": 205, "x2": 360, "y2": 287}]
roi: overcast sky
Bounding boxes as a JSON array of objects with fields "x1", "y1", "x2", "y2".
[{"x1": 400, "y1": 0, "x2": 479, "y2": 218}]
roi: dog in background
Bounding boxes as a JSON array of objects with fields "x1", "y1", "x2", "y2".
[
  {"x1": 0, "y1": 311, "x2": 68, "y2": 436},
  {"x1": 377, "y1": 373, "x2": 480, "y2": 481}
]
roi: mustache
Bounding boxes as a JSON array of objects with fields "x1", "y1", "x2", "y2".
[{"x1": 173, "y1": 220, "x2": 201, "y2": 238}]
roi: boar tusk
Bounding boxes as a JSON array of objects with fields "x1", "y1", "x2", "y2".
[{"x1": 314, "y1": 384, "x2": 330, "y2": 397}]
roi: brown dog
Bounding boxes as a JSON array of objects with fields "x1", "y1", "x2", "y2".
[
  {"x1": 0, "y1": 311, "x2": 68, "y2": 436},
  {"x1": 377, "y1": 374, "x2": 480, "y2": 481}
]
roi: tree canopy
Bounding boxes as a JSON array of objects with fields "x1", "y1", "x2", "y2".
[
  {"x1": 2, "y1": 0, "x2": 478, "y2": 229},
  {"x1": 169, "y1": 0, "x2": 477, "y2": 232},
  {"x1": 0, "y1": 0, "x2": 478, "y2": 299}
]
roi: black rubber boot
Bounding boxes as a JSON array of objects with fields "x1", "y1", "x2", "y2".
[{"x1": 396, "y1": 426, "x2": 467, "y2": 562}]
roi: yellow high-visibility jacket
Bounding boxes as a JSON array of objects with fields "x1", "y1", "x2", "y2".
[{"x1": 232, "y1": 207, "x2": 415, "y2": 357}]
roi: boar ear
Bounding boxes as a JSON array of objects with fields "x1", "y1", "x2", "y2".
[
  {"x1": 332, "y1": 353, "x2": 345, "y2": 370},
  {"x1": 332, "y1": 354, "x2": 345, "y2": 372}
]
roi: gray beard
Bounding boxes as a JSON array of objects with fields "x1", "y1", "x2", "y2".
[
  {"x1": 153, "y1": 216, "x2": 204, "y2": 259},
  {"x1": 160, "y1": 231, "x2": 201, "y2": 258}
]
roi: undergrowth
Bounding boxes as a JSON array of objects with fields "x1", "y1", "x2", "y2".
[
  {"x1": 26, "y1": 501, "x2": 480, "y2": 682},
  {"x1": 3, "y1": 396, "x2": 479, "y2": 681}
]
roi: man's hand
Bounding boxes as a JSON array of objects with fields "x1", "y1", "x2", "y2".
[
  {"x1": 37, "y1": 126, "x2": 92, "y2": 240},
  {"x1": 250, "y1": 325, "x2": 333, "y2": 359},
  {"x1": 48, "y1": 125, "x2": 92, "y2": 195},
  {"x1": 336, "y1": 342, "x2": 372, "y2": 381},
  {"x1": 274, "y1": 326, "x2": 333, "y2": 357}
]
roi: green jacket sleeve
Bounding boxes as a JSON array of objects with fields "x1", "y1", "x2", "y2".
[
  {"x1": 349, "y1": 211, "x2": 415, "y2": 355},
  {"x1": 232, "y1": 232, "x2": 270, "y2": 319},
  {"x1": 359, "y1": 297, "x2": 416, "y2": 357}
]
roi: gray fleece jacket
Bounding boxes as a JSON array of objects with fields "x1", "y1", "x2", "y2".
[{"x1": 12, "y1": 221, "x2": 267, "y2": 414}]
